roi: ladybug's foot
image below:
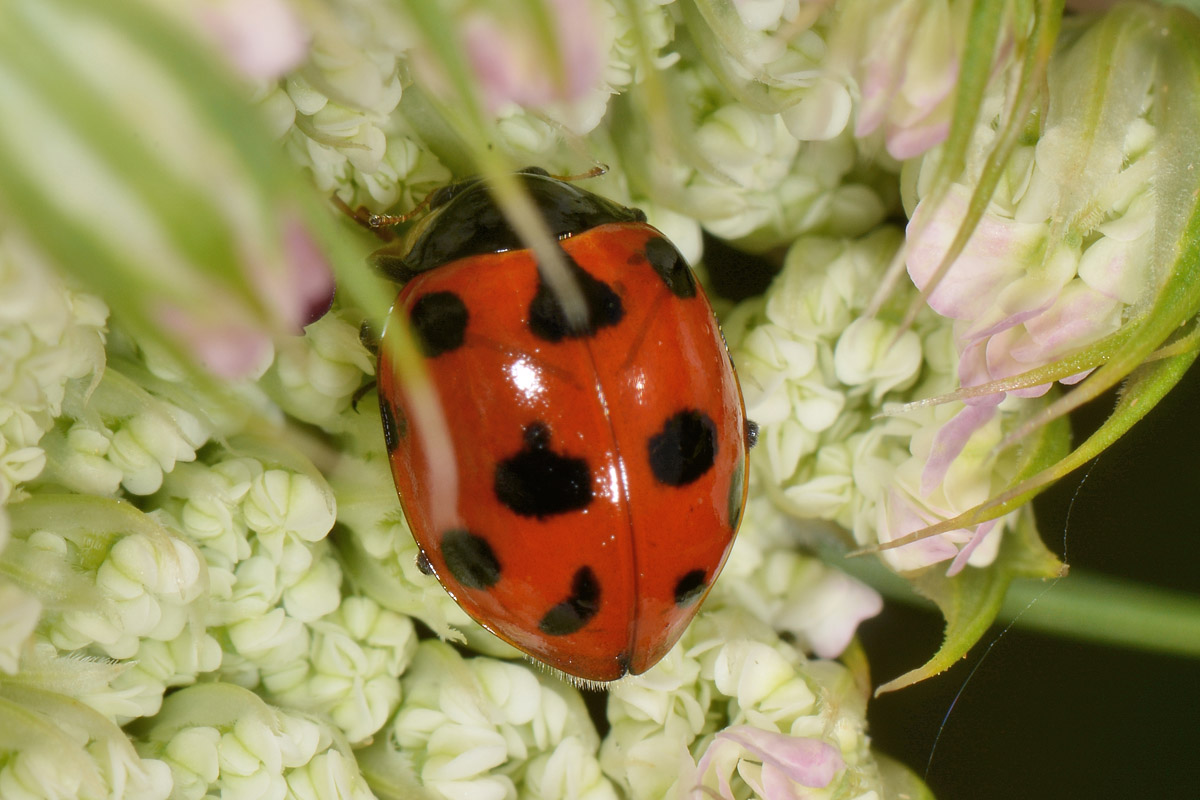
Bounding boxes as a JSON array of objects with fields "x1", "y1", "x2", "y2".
[{"x1": 351, "y1": 380, "x2": 377, "y2": 412}]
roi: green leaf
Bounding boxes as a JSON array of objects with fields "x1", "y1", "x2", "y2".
[
  {"x1": 874, "y1": 401, "x2": 1070, "y2": 692},
  {"x1": 876, "y1": 750, "x2": 938, "y2": 800},
  {"x1": 878, "y1": 506, "x2": 1060, "y2": 693}
]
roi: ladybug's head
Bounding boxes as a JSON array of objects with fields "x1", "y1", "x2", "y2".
[{"x1": 375, "y1": 167, "x2": 646, "y2": 281}]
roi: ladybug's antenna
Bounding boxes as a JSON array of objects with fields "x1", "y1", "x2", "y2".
[
  {"x1": 556, "y1": 163, "x2": 608, "y2": 183},
  {"x1": 331, "y1": 189, "x2": 435, "y2": 241},
  {"x1": 367, "y1": 192, "x2": 434, "y2": 229}
]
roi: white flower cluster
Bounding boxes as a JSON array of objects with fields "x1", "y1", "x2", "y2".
[
  {"x1": 0, "y1": 234, "x2": 108, "y2": 506},
  {"x1": 602, "y1": 599, "x2": 878, "y2": 800},
  {"x1": 359, "y1": 640, "x2": 618, "y2": 800},
  {"x1": 0, "y1": 685, "x2": 171, "y2": 800},
  {"x1": 727, "y1": 228, "x2": 1025, "y2": 571},
  {"x1": 268, "y1": 0, "x2": 454, "y2": 211},
  {"x1": 262, "y1": 308, "x2": 375, "y2": 432},
  {"x1": 151, "y1": 445, "x2": 418, "y2": 744},
  {"x1": 715, "y1": 493, "x2": 882, "y2": 658},
  {"x1": 135, "y1": 682, "x2": 374, "y2": 800},
  {"x1": 616, "y1": 56, "x2": 887, "y2": 252},
  {"x1": 0, "y1": 231, "x2": 109, "y2": 676},
  {"x1": 261, "y1": 0, "x2": 902, "y2": 256},
  {"x1": 37, "y1": 368, "x2": 210, "y2": 497},
  {"x1": 264, "y1": 596, "x2": 417, "y2": 745},
  {"x1": 8, "y1": 498, "x2": 218, "y2": 722},
  {"x1": 330, "y1": 451, "x2": 491, "y2": 649}
]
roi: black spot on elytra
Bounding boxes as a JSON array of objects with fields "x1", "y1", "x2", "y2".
[
  {"x1": 647, "y1": 410, "x2": 717, "y2": 487},
  {"x1": 494, "y1": 422, "x2": 593, "y2": 517},
  {"x1": 539, "y1": 566, "x2": 600, "y2": 636},
  {"x1": 528, "y1": 251, "x2": 624, "y2": 342},
  {"x1": 642, "y1": 237, "x2": 696, "y2": 299},
  {"x1": 410, "y1": 291, "x2": 468, "y2": 357},
  {"x1": 378, "y1": 395, "x2": 405, "y2": 451},
  {"x1": 674, "y1": 569, "x2": 708, "y2": 607},
  {"x1": 441, "y1": 529, "x2": 500, "y2": 589},
  {"x1": 415, "y1": 549, "x2": 434, "y2": 575}
]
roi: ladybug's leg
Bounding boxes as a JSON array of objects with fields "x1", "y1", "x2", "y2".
[
  {"x1": 370, "y1": 244, "x2": 419, "y2": 284},
  {"x1": 358, "y1": 320, "x2": 380, "y2": 354},
  {"x1": 350, "y1": 322, "x2": 380, "y2": 412},
  {"x1": 331, "y1": 194, "x2": 400, "y2": 242}
]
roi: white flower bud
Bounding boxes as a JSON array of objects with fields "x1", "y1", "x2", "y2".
[
  {"x1": 0, "y1": 582, "x2": 41, "y2": 673},
  {"x1": 833, "y1": 317, "x2": 922, "y2": 399},
  {"x1": 243, "y1": 470, "x2": 335, "y2": 546}
]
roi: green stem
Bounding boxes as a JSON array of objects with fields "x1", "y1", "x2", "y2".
[
  {"x1": 831, "y1": 549, "x2": 1200, "y2": 658},
  {"x1": 996, "y1": 572, "x2": 1200, "y2": 659}
]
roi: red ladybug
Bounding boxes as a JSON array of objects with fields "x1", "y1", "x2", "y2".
[{"x1": 374, "y1": 168, "x2": 752, "y2": 683}]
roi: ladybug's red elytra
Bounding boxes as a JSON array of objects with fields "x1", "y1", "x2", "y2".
[{"x1": 375, "y1": 167, "x2": 752, "y2": 683}]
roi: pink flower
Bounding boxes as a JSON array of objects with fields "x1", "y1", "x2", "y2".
[
  {"x1": 695, "y1": 726, "x2": 845, "y2": 799},
  {"x1": 831, "y1": 0, "x2": 1014, "y2": 160},
  {"x1": 461, "y1": 0, "x2": 605, "y2": 113},
  {"x1": 197, "y1": 0, "x2": 310, "y2": 81},
  {"x1": 156, "y1": 302, "x2": 275, "y2": 380},
  {"x1": 157, "y1": 217, "x2": 333, "y2": 381},
  {"x1": 879, "y1": 487, "x2": 1001, "y2": 574},
  {"x1": 256, "y1": 217, "x2": 336, "y2": 332}
]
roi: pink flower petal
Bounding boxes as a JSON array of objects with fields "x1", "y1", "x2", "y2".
[
  {"x1": 696, "y1": 726, "x2": 845, "y2": 799},
  {"x1": 946, "y1": 518, "x2": 999, "y2": 575},
  {"x1": 157, "y1": 303, "x2": 274, "y2": 380},
  {"x1": 463, "y1": 0, "x2": 604, "y2": 113},
  {"x1": 1016, "y1": 281, "x2": 1123, "y2": 359},
  {"x1": 981, "y1": 329, "x2": 1053, "y2": 399},
  {"x1": 955, "y1": 339, "x2": 1007, "y2": 403},
  {"x1": 886, "y1": 118, "x2": 951, "y2": 160},
  {"x1": 878, "y1": 490, "x2": 964, "y2": 571},
  {"x1": 907, "y1": 187, "x2": 1044, "y2": 320},
  {"x1": 920, "y1": 404, "x2": 995, "y2": 496},
  {"x1": 242, "y1": 217, "x2": 335, "y2": 334},
  {"x1": 199, "y1": 0, "x2": 310, "y2": 80},
  {"x1": 724, "y1": 727, "x2": 845, "y2": 789},
  {"x1": 280, "y1": 218, "x2": 336, "y2": 329}
]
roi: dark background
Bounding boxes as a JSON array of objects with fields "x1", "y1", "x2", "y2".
[{"x1": 860, "y1": 360, "x2": 1200, "y2": 798}]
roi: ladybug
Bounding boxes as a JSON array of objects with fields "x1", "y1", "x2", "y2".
[{"x1": 373, "y1": 167, "x2": 752, "y2": 683}]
